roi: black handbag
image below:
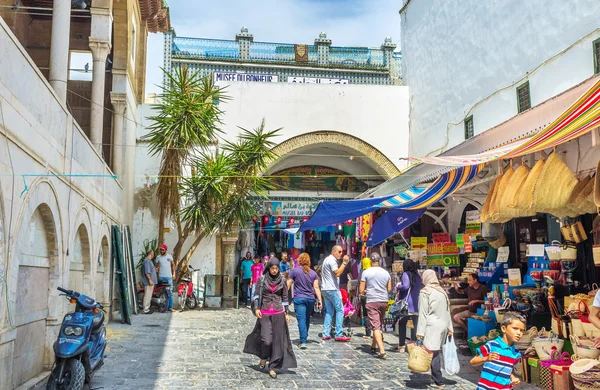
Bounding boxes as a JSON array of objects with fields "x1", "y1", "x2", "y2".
[
  {"x1": 389, "y1": 286, "x2": 411, "y2": 319},
  {"x1": 250, "y1": 276, "x2": 264, "y2": 314}
]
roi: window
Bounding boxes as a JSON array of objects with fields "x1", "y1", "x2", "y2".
[
  {"x1": 594, "y1": 38, "x2": 600, "y2": 74},
  {"x1": 464, "y1": 116, "x2": 474, "y2": 139},
  {"x1": 68, "y1": 51, "x2": 93, "y2": 81},
  {"x1": 517, "y1": 81, "x2": 531, "y2": 113},
  {"x1": 130, "y1": 16, "x2": 137, "y2": 69}
]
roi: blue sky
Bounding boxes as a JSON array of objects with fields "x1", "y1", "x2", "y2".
[{"x1": 145, "y1": 0, "x2": 402, "y2": 95}]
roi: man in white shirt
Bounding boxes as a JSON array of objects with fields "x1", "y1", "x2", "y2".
[
  {"x1": 321, "y1": 245, "x2": 351, "y2": 342},
  {"x1": 155, "y1": 244, "x2": 175, "y2": 312},
  {"x1": 360, "y1": 253, "x2": 391, "y2": 358}
]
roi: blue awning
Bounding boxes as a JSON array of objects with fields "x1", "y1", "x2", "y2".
[
  {"x1": 298, "y1": 196, "x2": 389, "y2": 232},
  {"x1": 366, "y1": 208, "x2": 426, "y2": 245}
]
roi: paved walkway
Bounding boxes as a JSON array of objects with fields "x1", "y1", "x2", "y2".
[{"x1": 43, "y1": 308, "x2": 538, "y2": 389}]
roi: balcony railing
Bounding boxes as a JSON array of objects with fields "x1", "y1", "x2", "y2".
[{"x1": 172, "y1": 37, "x2": 394, "y2": 70}]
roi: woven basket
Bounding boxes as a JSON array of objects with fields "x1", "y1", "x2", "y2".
[
  {"x1": 481, "y1": 173, "x2": 502, "y2": 223},
  {"x1": 581, "y1": 319, "x2": 600, "y2": 338},
  {"x1": 499, "y1": 163, "x2": 530, "y2": 220},
  {"x1": 569, "y1": 176, "x2": 592, "y2": 216},
  {"x1": 490, "y1": 164, "x2": 515, "y2": 222},
  {"x1": 570, "y1": 358, "x2": 600, "y2": 390},
  {"x1": 516, "y1": 158, "x2": 545, "y2": 215},
  {"x1": 407, "y1": 342, "x2": 433, "y2": 373},
  {"x1": 595, "y1": 160, "x2": 600, "y2": 207},
  {"x1": 533, "y1": 152, "x2": 578, "y2": 212},
  {"x1": 570, "y1": 335, "x2": 600, "y2": 359},
  {"x1": 583, "y1": 175, "x2": 597, "y2": 213},
  {"x1": 532, "y1": 336, "x2": 565, "y2": 360}
]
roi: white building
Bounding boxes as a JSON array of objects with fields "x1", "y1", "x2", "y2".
[
  {"x1": 134, "y1": 31, "x2": 410, "y2": 300},
  {"x1": 366, "y1": 0, "x2": 600, "y2": 237},
  {"x1": 0, "y1": 0, "x2": 169, "y2": 387}
]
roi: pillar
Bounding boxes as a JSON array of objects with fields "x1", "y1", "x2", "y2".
[
  {"x1": 48, "y1": 0, "x2": 71, "y2": 102},
  {"x1": 220, "y1": 234, "x2": 239, "y2": 308},
  {"x1": 236, "y1": 27, "x2": 253, "y2": 60},
  {"x1": 89, "y1": 5, "x2": 112, "y2": 152},
  {"x1": 314, "y1": 32, "x2": 332, "y2": 65},
  {"x1": 110, "y1": 92, "x2": 127, "y2": 179}
]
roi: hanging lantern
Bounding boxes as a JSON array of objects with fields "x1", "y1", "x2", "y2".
[
  {"x1": 276, "y1": 216, "x2": 283, "y2": 225},
  {"x1": 263, "y1": 215, "x2": 270, "y2": 225},
  {"x1": 289, "y1": 217, "x2": 296, "y2": 226},
  {"x1": 302, "y1": 217, "x2": 309, "y2": 222},
  {"x1": 346, "y1": 219, "x2": 353, "y2": 226},
  {"x1": 252, "y1": 215, "x2": 258, "y2": 223}
]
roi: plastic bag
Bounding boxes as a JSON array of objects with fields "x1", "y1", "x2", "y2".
[{"x1": 443, "y1": 336, "x2": 460, "y2": 376}]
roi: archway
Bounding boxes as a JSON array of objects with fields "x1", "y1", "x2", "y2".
[
  {"x1": 69, "y1": 224, "x2": 92, "y2": 297},
  {"x1": 12, "y1": 203, "x2": 60, "y2": 387},
  {"x1": 95, "y1": 235, "x2": 110, "y2": 305},
  {"x1": 266, "y1": 131, "x2": 401, "y2": 179}
]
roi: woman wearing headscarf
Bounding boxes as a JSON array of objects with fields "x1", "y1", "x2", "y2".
[
  {"x1": 244, "y1": 258, "x2": 297, "y2": 379},
  {"x1": 395, "y1": 258, "x2": 422, "y2": 352},
  {"x1": 416, "y1": 270, "x2": 453, "y2": 390}
]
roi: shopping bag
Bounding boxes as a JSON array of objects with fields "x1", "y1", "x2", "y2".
[
  {"x1": 407, "y1": 341, "x2": 433, "y2": 373},
  {"x1": 442, "y1": 336, "x2": 460, "y2": 376}
]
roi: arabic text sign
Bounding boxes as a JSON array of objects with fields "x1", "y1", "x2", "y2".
[
  {"x1": 264, "y1": 201, "x2": 319, "y2": 217},
  {"x1": 287, "y1": 77, "x2": 349, "y2": 84},
  {"x1": 427, "y1": 242, "x2": 460, "y2": 255},
  {"x1": 411, "y1": 237, "x2": 427, "y2": 250},
  {"x1": 432, "y1": 233, "x2": 451, "y2": 243}
]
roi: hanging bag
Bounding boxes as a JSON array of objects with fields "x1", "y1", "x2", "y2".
[
  {"x1": 549, "y1": 298, "x2": 569, "y2": 338},
  {"x1": 561, "y1": 241, "x2": 577, "y2": 260},
  {"x1": 407, "y1": 340, "x2": 433, "y2": 373},
  {"x1": 442, "y1": 336, "x2": 460, "y2": 376},
  {"x1": 390, "y1": 281, "x2": 412, "y2": 319}
]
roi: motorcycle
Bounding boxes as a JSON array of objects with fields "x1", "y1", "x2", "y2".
[
  {"x1": 136, "y1": 280, "x2": 170, "y2": 313},
  {"x1": 47, "y1": 287, "x2": 107, "y2": 390},
  {"x1": 177, "y1": 265, "x2": 199, "y2": 311}
]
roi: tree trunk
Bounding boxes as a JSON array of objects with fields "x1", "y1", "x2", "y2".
[
  {"x1": 176, "y1": 231, "x2": 206, "y2": 283},
  {"x1": 158, "y1": 206, "x2": 165, "y2": 245}
]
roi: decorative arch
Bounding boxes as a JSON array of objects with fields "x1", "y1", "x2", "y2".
[
  {"x1": 423, "y1": 211, "x2": 448, "y2": 233},
  {"x1": 7, "y1": 178, "x2": 64, "y2": 385},
  {"x1": 69, "y1": 206, "x2": 93, "y2": 297},
  {"x1": 266, "y1": 131, "x2": 401, "y2": 179},
  {"x1": 95, "y1": 219, "x2": 112, "y2": 307}
]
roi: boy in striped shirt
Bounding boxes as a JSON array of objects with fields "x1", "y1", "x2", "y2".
[{"x1": 470, "y1": 312, "x2": 526, "y2": 389}]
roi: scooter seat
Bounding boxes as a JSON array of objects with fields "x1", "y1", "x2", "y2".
[
  {"x1": 91, "y1": 310, "x2": 104, "y2": 333},
  {"x1": 180, "y1": 278, "x2": 191, "y2": 282},
  {"x1": 157, "y1": 280, "x2": 170, "y2": 286}
]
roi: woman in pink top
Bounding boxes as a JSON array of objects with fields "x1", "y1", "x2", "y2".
[{"x1": 244, "y1": 258, "x2": 297, "y2": 379}]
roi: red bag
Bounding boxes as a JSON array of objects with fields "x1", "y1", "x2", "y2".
[{"x1": 540, "y1": 352, "x2": 571, "y2": 390}]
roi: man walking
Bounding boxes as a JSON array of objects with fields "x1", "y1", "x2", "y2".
[
  {"x1": 155, "y1": 244, "x2": 175, "y2": 312},
  {"x1": 360, "y1": 253, "x2": 392, "y2": 358},
  {"x1": 280, "y1": 252, "x2": 291, "y2": 278},
  {"x1": 239, "y1": 252, "x2": 254, "y2": 308},
  {"x1": 321, "y1": 245, "x2": 351, "y2": 342},
  {"x1": 142, "y1": 249, "x2": 157, "y2": 314}
]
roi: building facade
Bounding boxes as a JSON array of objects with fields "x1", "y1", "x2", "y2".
[
  {"x1": 134, "y1": 28, "x2": 408, "y2": 297},
  {"x1": 0, "y1": 1, "x2": 168, "y2": 388}
]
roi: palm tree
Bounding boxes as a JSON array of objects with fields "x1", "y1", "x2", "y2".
[
  {"x1": 143, "y1": 66, "x2": 227, "y2": 248},
  {"x1": 175, "y1": 120, "x2": 280, "y2": 276}
]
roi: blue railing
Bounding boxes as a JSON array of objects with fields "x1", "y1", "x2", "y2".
[{"x1": 172, "y1": 37, "x2": 393, "y2": 70}]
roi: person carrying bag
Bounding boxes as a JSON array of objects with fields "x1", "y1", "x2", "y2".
[{"x1": 393, "y1": 259, "x2": 422, "y2": 352}]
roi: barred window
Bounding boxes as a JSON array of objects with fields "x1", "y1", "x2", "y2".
[
  {"x1": 464, "y1": 116, "x2": 474, "y2": 140},
  {"x1": 517, "y1": 81, "x2": 531, "y2": 113},
  {"x1": 594, "y1": 38, "x2": 600, "y2": 74}
]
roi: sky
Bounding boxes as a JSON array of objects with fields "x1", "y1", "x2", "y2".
[{"x1": 145, "y1": 0, "x2": 403, "y2": 95}]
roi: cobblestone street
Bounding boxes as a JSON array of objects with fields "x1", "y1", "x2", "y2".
[{"x1": 54, "y1": 308, "x2": 538, "y2": 390}]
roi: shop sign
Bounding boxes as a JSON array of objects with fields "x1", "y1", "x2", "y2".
[
  {"x1": 433, "y1": 233, "x2": 451, "y2": 243},
  {"x1": 466, "y1": 210, "x2": 481, "y2": 236},
  {"x1": 408, "y1": 249, "x2": 427, "y2": 262},
  {"x1": 214, "y1": 72, "x2": 278, "y2": 83},
  {"x1": 463, "y1": 234, "x2": 473, "y2": 253},
  {"x1": 394, "y1": 245, "x2": 408, "y2": 257},
  {"x1": 497, "y1": 246, "x2": 510, "y2": 262},
  {"x1": 411, "y1": 237, "x2": 427, "y2": 249},
  {"x1": 427, "y1": 254, "x2": 460, "y2": 267},
  {"x1": 287, "y1": 77, "x2": 349, "y2": 84},
  {"x1": 272, "y1": 165, "x2": 367, "y2": 192},
  {"x1": 456, "y1": 234, "x2": 465, "y2": 254},
  {"x1": 264, "y1": 201, "x2": 319, "y2": 217},
  {"x1": 427, "y1": 242, "x2": 459, "y2": 255}
]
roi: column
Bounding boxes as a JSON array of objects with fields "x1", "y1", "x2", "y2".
[
  {"x1": 48, "y1": 0, "x2": 71, "y2": 102},
  {"x1": 110, "y1": 92, "x2": 127, "y2": 178},
  {"x1": 314, "y1": 32, "x2": 332, "y2": 65},
  {"x1": 89, "y1": 5, "x2": 112, "y2": 152},
  {"x1": 235, "y1": 27, "x2": 253, "y2": 60},
  {"x1": 220, "y1": 234, "x2": 239, "y2": 308}
]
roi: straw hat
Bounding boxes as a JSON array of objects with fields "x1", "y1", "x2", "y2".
[
  {"x1": 481, "y1": 174, "x2": 501, "y2": 223},
  {"x1": 569, "y1": 358, "x2": 600, "y2": 375},
  {"x1": 490, "y1": 164, "x2": 515, "y2": 222},
  {"x1": 532, "y1": 152, "x2": 577, "y2": 212},
  {"x1": 499, "y1": 163, "x2": 530, "y2": 220},
  {"x1": 516, "y1": 158, "x2": 545, "y2": 216}
]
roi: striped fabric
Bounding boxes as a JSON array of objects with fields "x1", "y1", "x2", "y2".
[
  {"x1": 376, "y1": 164, "x2": 484, "y2": 209},
  {"x1": 405, "y1": 77, "x2": 600, "y2": 166},
  {"x1": 476, "y1": 337, "x2": 522, "y2": 390}
]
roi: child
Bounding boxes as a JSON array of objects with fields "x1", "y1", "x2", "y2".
[{"x1": 470, "y1": 312, "x2": 526, "y2": 389}]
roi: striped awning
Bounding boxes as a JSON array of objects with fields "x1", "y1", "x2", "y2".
[
  {"x1": 376, "y1": 164, "x2": 484, "y2": 209},
  {"x1": 405, "y1": 78, "x2": 600, "y2": 166}
]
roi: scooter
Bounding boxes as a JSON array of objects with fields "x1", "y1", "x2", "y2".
[
  {"x1": 47, "y1": 287, "x2": 107, "y2": 390},
  {"x1": 136, "y1": 280, "x2": 170, "y2": 313},
  {"x1": 177, "y1": 265, "x2": 199, "y2": 310}
]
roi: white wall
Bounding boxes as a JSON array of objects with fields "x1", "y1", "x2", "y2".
[
  {"x1": 0, "y1": 18, "x2": 121, "y2": 389},
  {"x1": 215, "y1": 81, "x2": 410, "y2": 169},
  {"x1": 401, "y1": 0, "x2": 600, "y2": 158}
]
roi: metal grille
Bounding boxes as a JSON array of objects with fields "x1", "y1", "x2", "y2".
[
  {"x1": 594, "y1": 39, "x2": 600, "y2": 74},
  {"x1": 517, "y1": 81, "x2": 531, "y2": 113},
  {"x1": 464, "y1": 116, "x2": 474, "y2": 140}
]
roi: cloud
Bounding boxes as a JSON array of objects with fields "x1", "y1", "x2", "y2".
[{"x1": 145, "y1": 0, "x2": 402, "y2": 95}]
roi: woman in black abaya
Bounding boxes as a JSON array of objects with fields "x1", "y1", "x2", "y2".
[{"x1": 244, "y1": 258, "x2": 297, "y2": 379}]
